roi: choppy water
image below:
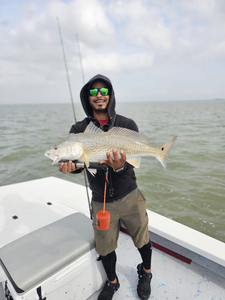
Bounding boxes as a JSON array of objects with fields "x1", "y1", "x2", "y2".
[{"x1": 0, "y1": 100, "x2": 225, "y2": 242}]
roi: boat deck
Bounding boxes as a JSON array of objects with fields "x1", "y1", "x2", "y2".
[
  {"x1": 0, "y1": 230, "x2": 224, "y2": 300},
  {"x1": 0, "y1": 177, "x2": 224, "y2": 300},
  {"x1": 87, "y1": 230, "x2": 225, "y2": 300}
]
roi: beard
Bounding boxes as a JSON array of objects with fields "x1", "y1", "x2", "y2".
[
  {"x1": 92, "y1": 106, "x2": 108, "y2": 113},
  {"x1": 90, "y1": 97, "x2": 108, "y2": 113}
]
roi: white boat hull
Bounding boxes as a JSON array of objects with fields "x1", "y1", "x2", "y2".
[{"x1": 0, "y1": 177, "x2": 224, "y2": 300}]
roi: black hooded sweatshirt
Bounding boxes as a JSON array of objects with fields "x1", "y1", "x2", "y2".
[{"x1": 70, "y1": 74, "x2": 138, "y2": 202}]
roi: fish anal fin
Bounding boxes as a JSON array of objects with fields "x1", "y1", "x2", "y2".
[
  {"x1": 88, "y1": 169, "x2": 97, "y2": 176},
  {"x1": 127, "y1": 157, "x2": 141, "y2": 168}
]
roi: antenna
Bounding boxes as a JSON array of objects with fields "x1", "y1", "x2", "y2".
[
  {"x1": 76, "y1": 34, "x2": 85, "y2": 85},
  {"x1": 57, "y1": 17, "x2": 76, "y2": 123}
]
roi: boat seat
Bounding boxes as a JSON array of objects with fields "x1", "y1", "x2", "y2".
[{"x1": 0, "y1": 212, "x2": 95, "y2": 293}]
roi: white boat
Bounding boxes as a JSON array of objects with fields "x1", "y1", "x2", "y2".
[{"x1": 0, "y1": 177, "x2": 224, "y2": 300}]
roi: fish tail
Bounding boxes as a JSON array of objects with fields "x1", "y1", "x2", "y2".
[{"x1": 156, "y1": 137, "x2": 177, "y2": 169}]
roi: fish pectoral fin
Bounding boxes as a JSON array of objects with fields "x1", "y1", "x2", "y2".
[
  {"x1": 127, "y1": 157, "x2": 141, "y2": 168},
  {"x1": 82, "y1": 152, "x2": 96, "y2": 176},
  {"x1": 82, "y1": 153, "x2": 89, "y2": 168}
]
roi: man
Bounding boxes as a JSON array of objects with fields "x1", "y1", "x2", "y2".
[{"x1": 59, "y1": 74, "x2": 152, "y2": 300}]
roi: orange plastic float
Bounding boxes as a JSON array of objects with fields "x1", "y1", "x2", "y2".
[{"x1": 96, "y1": 171, "x2": 110, "y2": 230}]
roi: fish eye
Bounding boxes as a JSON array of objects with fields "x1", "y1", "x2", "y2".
[{"x1": 54, "y1": 147, "x2": 58, "y2": 150}]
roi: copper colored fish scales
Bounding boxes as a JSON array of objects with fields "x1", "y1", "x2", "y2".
[{"x1": 45, "y1": 122, "x2": 177, "y2": 174}]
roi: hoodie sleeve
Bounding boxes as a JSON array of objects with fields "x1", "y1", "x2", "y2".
[
  {"x1": 69, "y1": 118, "x2": 90, "y2": 134},
  {"x1": 114, "y1": 114, "x2": 139, "y2": 132}
]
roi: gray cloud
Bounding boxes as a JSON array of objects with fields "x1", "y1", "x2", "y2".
[{"x1": 0, "y1": 0, "x2": 225, "y2": 104}]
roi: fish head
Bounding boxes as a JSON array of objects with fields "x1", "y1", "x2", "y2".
[{"x1": 45, "y1": 141, "x2": 83, "y2": 165}]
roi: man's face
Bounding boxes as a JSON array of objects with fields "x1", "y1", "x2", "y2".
[{"x1": 88, "y1": 81, "x2": 110, "y2": 113}]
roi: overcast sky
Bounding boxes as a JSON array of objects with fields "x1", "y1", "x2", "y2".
[{"x1": 1, "y1": 0, "x2": 225, "y2": 105}]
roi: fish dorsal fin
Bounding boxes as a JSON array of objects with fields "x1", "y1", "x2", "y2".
[
  {"x1": 108, "y1": 127, "x2": 149, "y2": 145},
  {"x1": 127, "y1": 157, "x2": 141, "y2": 168},
  {"x1": 84, "y1": 122, "x2": 149, "y2": 145},
  {"x1": 84, "y1": 122, "x2": 104, "y2": 134}
]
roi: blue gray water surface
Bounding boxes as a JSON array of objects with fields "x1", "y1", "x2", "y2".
[{"x1": 0, "y1": 100, "x2": 224, "y2": 242}]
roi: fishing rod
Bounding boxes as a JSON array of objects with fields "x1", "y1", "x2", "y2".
[
  {"x1": 57, "y1": 17, "x2": 76, "y2": 123},
  {"x1": 76, "y1": 34, "x2": 85, "y2": 85},
  {"x1": 56, "y1": 18, "x2": 93, "y2": 219},
  {"x1": 56, "y1": 22, "x2": 110, "y2": 228},
  {"x1": 74, "y1": 33, "x2": 92, "y2": 219}
]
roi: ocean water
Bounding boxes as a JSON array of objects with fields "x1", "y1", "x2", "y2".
[{"x1": 0, "y1": 100, "x2": 225, "y2": 243}]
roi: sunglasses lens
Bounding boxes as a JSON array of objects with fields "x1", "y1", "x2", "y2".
[
  {"x1": 90, "y1": 88, "x2": 98, "y2": 96},
  {"x1": 100, "y1": 88, "x2": 109, "y2": 96},
  {"x1": 89, "y1": 87, "x2": 109, "y2": 96}
]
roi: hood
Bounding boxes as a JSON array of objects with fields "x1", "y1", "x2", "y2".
[{"x1": 80, "y1": 74, "x2": 116, "y2": 122}]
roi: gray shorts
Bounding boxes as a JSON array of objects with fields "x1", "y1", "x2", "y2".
[{"x1": 91, "y1": 188, "x2": 149, "y2": 256}]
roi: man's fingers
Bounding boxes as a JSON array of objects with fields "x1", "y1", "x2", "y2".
[
  {"x1": 112, "y1": 149, "x2": 119, "y2": 162},
  {"x1": 67, "y1": 161, "x2": 72, "y2": 172},
  {"x1": 59, "y1": 161, "x2": 75, "y2": 173},
  {"x1": 59, "y1": 162, "x2": 64, "y2": 172},
  {"x1": 67, "y1": 160, "x2": 75, "y2": 172},
  {"x1": 62, "y1": 163, "x2": 68, "y2": 174},
  {"x1": 106, "y1": 151, "x2": 113, "y2": 164},
  {"x1": 120, "y1": 150, "x2": 126, "y2": 162},
  {"x1": 71, "y1": 162, "x2": 75, "y2": 172},
  {"x1": 100, "y1": 150, "x2": 127, "y2": 169}
]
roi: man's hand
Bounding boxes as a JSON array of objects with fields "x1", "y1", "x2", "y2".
[
  {"x1": 100, "y1": 149, "x2": 126, "y2": 170},
  {"x1": 59, "y1": 160, "x2": 76, "y2": 174}
]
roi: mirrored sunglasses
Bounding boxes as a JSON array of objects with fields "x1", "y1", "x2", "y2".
[{"x1": 89, "y1": 87, "x2": 109, "y2": 97}]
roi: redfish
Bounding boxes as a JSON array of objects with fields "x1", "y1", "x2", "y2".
[{"x1": 45, "y1": 122, "x2": 176, "y2": 172}]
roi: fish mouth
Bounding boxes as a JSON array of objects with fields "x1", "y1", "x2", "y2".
[{"x1": 44, "y1": 153, "x2": 60, "y2": 165}]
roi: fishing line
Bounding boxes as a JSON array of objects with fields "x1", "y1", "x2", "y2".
[
  {"x1": 76, "y1": 34, "x2": 85, "y2": 85},
  {"x1": 83, "y1": 165, "x2": 92, "y2": 219},
  {"x1": 75, "y1": 33, "x2": 92, "y2": 219},
  {"x1": 57, "y1": 17, "x2": 76, "y2": 123},
  {"x1": 96, "y1": 167, "x2": 111, "y2": 230}
]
